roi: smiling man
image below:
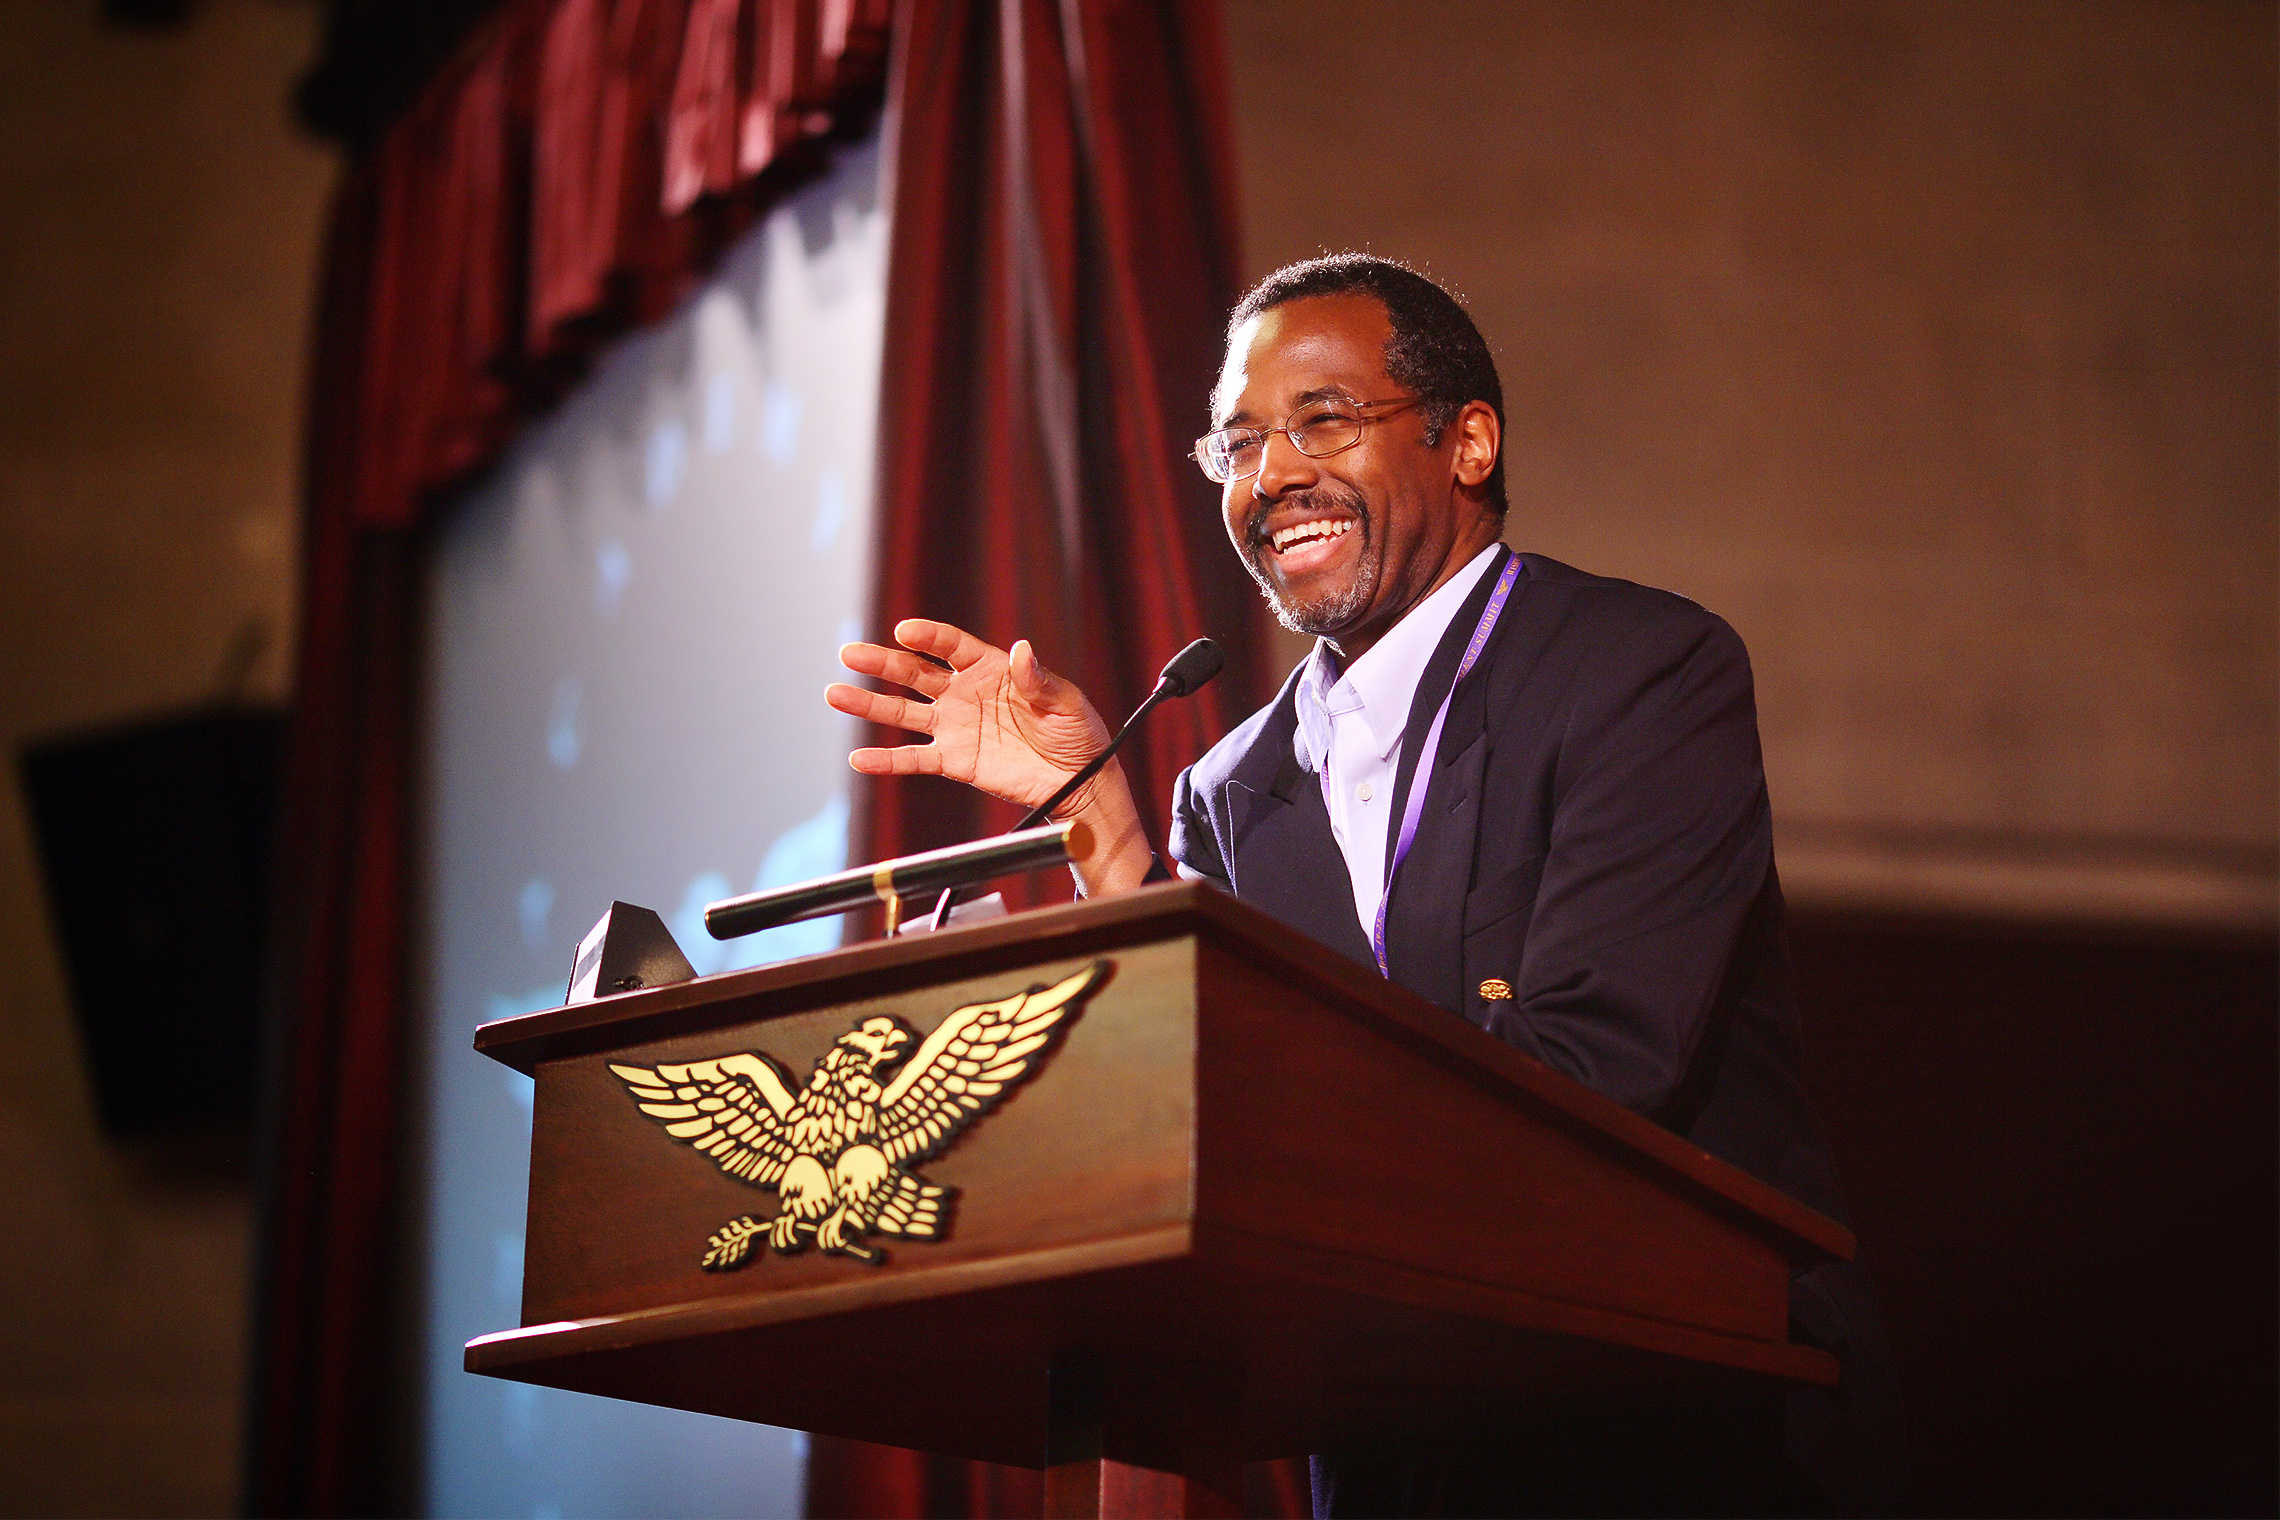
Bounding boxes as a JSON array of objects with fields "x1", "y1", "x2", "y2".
[{"x1": 828, "y1": 255, "x2": 1898, "y2": 1516}]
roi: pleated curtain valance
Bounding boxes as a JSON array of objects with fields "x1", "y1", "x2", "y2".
[{"x1": 341, "y1": 0, "x2": 890, "y2": 533}]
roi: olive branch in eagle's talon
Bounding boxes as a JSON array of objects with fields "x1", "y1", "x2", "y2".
[{"x1": 700, "y1": 1216, "x2": 766, "y2": 1271}]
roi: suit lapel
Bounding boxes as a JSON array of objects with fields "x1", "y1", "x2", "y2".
[
  {"x1": 1221, "y1": 678, "x2": 1376, "y2": 969},
  {"x1": 1383, "y1": 727, "x2": 1489, "y2": 1009},
  {"x1": 1381, "y1": 548, "x2": 1514, "y2": 863},
  {"x1": 1380, "y1": 549, "x2": 1539, "y2": 1007}
]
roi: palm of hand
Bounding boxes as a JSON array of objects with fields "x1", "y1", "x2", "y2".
[
  {"x1": 827, "y1": 620, "x2": 1112, "y2": 815},
  {"x1": 931, "y1": 650, "x2": 1107, "y2": 808}
]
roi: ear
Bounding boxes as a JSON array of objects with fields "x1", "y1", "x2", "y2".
[{"x1": 1449, "y1": 400, "x2": 1500, "y2": 493}]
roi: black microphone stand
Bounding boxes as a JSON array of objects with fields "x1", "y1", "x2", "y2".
[{"x1": 922, "y1": 639, "x2": 1223, "y2": 932}]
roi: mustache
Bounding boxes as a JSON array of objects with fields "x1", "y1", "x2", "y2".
[{"x1": 1242, "y1": 487, "x2": 1372, "y2": 553}]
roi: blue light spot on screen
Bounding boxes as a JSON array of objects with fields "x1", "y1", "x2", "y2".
[
  {"x1": 491, "y1": 1230, "x2": 525, "y2": 1307},
  {"x1": 517, "y1": 878, "x2": 554, "y2": 948},
  {"x1": 486, "y1": 984, "x2": 567, "y2": 1028},
  {"x1": 721, "y1": 792, "x2": 850, "y2": 971},
  {"x1": 505, "y1": 1381, "x2": 543, "y2": 1453},
  {"x1": 702, "y1": 371, "x2": 738, "y2": 454},
  {"x1": 670, "y1": 872, "x2": 736, "y2": 977},
  {"x1": 594, "y1": 538, "x2": 631, "y2": 616},
  {"x1": 811, "y1": 469, "x2": 846, "y2": 554},
  {"x1": 761, "y1": 382, "x2": 803, "y2": 466},
  {"x1": 644, "y1": 420, "x2": 688, "y2": 507},
  {"x1": 836, "y1": 614, "x2": 862, "y2": 652},
  {"x1": 500, "y1": 1064, "x2": 535, "y2": 1121},
  {"x1": 546, "y1": 680, "x2": 581, "y2": 769}
]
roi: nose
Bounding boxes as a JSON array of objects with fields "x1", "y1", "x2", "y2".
[{"x1": 1250, "y1": 426, "x2": 1318, "y2": 505}]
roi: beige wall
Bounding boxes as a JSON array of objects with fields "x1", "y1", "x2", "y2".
[
  {"x1": 1225, "y1": 0, "x2": 2277, "y2": 929},
  {"x1": 0, "y1": 3, "x2": 332, "y2": 1513}
]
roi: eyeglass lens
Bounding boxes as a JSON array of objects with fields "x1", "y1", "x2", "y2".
[{"x1": 1202, "y1": 403, "x2": 1365, "y2": 482}]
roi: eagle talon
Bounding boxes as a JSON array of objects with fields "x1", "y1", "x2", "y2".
[
  {"x1": 768, "y1": 1212, "x2": 807, "y2": 1252},
  {"x1": 816, "y1": 1208, "x2": 851, "y2": 1253}
]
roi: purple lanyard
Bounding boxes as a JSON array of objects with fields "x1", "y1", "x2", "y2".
[{"x1": 1370, "y1": 551, "x2": 1522, "y2": 977}]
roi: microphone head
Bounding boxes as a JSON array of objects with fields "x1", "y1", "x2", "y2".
[{"x1": 1157, "y1": 638, "x2": 1226, "y2": 698}]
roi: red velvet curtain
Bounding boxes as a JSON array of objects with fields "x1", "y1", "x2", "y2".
[
  {"x1": 806, "y1": 2, "x2": 1287, "y2": 1514},
  {"x1": 246, "y1": 153, "x2": 422, "y2": 1516},
  {"x1": 249, "y1": 3, "x2": 888, "y2": 1514},
  {"x1": 249, "y1": 0, "x2": 1271, "y2": 1513},
  {"x1": 855, "y1": 0, "x2": 1268, "y2": 906}
]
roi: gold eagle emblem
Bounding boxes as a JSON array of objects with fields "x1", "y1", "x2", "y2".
[{"x1": 608, "y1": 960, "x2": 1107, "y2": 1268}]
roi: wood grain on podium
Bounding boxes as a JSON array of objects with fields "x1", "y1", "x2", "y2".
[{"x1": 468, "y1": 883, "x2": 1848, "y2": 1480}]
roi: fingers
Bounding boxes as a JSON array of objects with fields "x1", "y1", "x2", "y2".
[
  {"x1": 1008, "y1": 639, "x2": 1083, "y2": 715},
  {"x1": 894, "y1": 618, "x2": 1000, "y2": 672},
  {"x1": 825, "y1": 682, "x2": 936, "y2": 735},
  {"x1": 847, "y1": 744, "x2": 945, "y2": 777},
  {"x1": 838, "y1": 642, "x2": 952, "y2": 697}
]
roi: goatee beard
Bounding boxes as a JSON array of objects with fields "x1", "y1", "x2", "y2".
[{"x1": 1240, "y1": 489, "x2": 1375, "y2": 638}]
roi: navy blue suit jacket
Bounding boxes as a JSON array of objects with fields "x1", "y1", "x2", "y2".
[{"x1": 1166, "y1": 551, "x2": 1900, "y2": 1513}]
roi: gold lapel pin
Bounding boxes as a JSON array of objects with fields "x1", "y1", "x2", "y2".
[{"x1": 1478, "y1": 978, "x2": 1513, "y2": 1001}]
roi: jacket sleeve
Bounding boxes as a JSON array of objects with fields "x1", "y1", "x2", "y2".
[
  {"x1": 1165, "y1": 762, "x2": 1232, "y2": 889},
  {"x1": 1489, "y1": 607, "x2": 1776, "y2": 1118}
]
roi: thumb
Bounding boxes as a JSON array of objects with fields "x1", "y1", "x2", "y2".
[
  {"x1": 1011, "y1": 640, "x2": 1078, "y2": 712},
  {"x1": 1009, "y1": 638, "x2": 1045, "y2": 694}
]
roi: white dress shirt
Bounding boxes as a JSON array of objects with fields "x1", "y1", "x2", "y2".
[{"x1": 1292, "y1": 543, "x2": 1506, "y2": 940}]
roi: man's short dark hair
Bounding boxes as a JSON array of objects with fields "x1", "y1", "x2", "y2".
[{"x1": 1228, "y1": 253, "x2": 1506, "y2": 512}]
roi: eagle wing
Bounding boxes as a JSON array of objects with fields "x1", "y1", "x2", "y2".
[
  {"x1": 608, "y1": 1051, "x2": 800, "y2": 1188},
  {"x1": 871, "y1": 961, "x2": 1105, "y2": 1167}
]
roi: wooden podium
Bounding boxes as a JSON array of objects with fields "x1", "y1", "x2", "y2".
[{"x1": 467, "y1": 882, "x2": 1850, "y2": 1517}]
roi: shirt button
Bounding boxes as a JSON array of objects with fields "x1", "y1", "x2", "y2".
[{"x1": 1356, "y1": 781, "x2": 1374, "y2": 802}]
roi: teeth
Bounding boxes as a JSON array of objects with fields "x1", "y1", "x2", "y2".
[{"x1": 1271, "y1": 519, "x2": 1353, "y2": 553}]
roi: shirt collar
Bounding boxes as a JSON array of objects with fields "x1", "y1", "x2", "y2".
[{"x1": 1293, "y1": 542, "x2": 1506, "y2": 771}]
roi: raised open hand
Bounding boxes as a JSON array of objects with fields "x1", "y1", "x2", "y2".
[{"x1": 826, "y1": 619, "x2": 1114, "y2": 818}]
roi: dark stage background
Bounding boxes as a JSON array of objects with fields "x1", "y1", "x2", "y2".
[{"x1": 1788, "y1": 911, "x2": 2276, "y2": 1515}]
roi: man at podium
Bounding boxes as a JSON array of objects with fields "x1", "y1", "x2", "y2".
[{"x1": 829, "y1": 255, "x2": 1898, "y2": 1515}]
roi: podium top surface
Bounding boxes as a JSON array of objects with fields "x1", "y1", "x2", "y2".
[{"x1": 476, "y1": 882, "x2": 1851, "y2": 1267}]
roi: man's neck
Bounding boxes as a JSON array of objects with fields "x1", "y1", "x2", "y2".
[{"x1": 1327, "y1": 521, "x2": 1504, "y2": 665}]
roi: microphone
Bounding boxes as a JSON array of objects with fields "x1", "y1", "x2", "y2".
[
  {"x1": 1012, "y1": 638, "x2": 1225, "y2": 831},
  {"x1": 926, "y1": 638, "x2": 1225, "y2": 930},
  {"x1": 1150, "y1": 636, "x2": 1229, "y2": 700}
]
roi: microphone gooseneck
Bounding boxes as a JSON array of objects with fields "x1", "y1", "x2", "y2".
[
  {"x1": 928, "y1": 637, "x2": 1225, "y2": 930},
  {"x1": 1013, "y1": 638, "x2": 1226, "y2": 830}
]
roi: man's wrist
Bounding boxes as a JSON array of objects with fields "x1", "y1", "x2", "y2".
[{"x1": 1060, "y1": 759, "x2": 1152, "y2": 897}]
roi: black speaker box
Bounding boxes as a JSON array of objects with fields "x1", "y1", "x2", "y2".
[{"x1": 19, "y1": 706, "x2": 285, "y2": 1138}]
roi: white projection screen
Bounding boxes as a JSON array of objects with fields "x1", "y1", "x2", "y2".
[{"x1": 415, "y1": 134, "x2": 885, "y2": 1518}]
